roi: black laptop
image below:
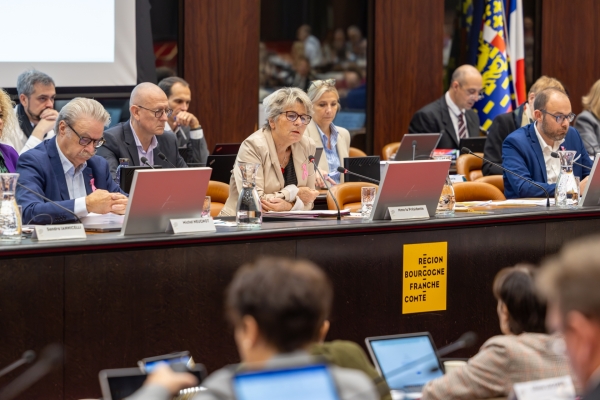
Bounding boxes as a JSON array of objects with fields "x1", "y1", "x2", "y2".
[
  {"x1": 206, "y1": 154, "x2": 237, "y2": 183},
  {"x1": 459, "y1": 137, "x2": 487, "y2": 153},
  {"x1": 343, "y1": 156, "x2": 380, "y2": 183},
  {"x1": 212, "y1": 143, "x2": 241, "y2": 155},
  {"x1": 119, "y1": 165, "x2": 162, "y2": 194}
]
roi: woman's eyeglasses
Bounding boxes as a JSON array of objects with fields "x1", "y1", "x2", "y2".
[{"x1": 278, "y1": 111, "x2": 312, "y2": 125}]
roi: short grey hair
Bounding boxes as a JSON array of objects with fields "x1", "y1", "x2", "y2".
[
  {"x1": 307, "y1": 80, "x2": 340, "y2": 104},
  {"x1": 262, "y1": 87, "x2": 313, "y2": 131},
  {"x1": 16, "y1": 69, "x2": 55, "y2": 97},
  {"x1": 55, "y1": 97, "x2": 111, "y2": 132}
]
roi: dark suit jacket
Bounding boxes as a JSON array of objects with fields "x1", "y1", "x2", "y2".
[
  {"x1": 483, "y1": 103, "x2": 527, "y2": 176},
  {"x1": 585, "y1": 382, "x2": 600, "y2": 400},
  {"x1": 16, "y1": 137, "x2": 124, "y2": 224},
  {"x1": 173, "y1": 125, "x2": 209, "y2": 165},
  {"x1": 408, "y1": 95, "x2": 480, "y2": 149},
  {"x1": 98, "y1": 121, "x2": 187, "y2": 179},
  {"x1": 502, "y1": 124, "x2": 593, "y2": 198}
]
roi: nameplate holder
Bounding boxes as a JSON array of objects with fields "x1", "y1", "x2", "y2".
[
  {"x1": 33, "y1": 224, "x2": 86, "y2": 241},
  {"x1": 388, "y1": 205, "x2": 429, "y2": 221},
  {"x1": 513, "y1": 375, "x2": 575, "y2": 400},
  {"x1": 170, "y1": 217, "x2": 216, "y2": 234}
]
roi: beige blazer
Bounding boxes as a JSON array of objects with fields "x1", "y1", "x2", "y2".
[
  {"x1": 304, "y1": 120, "x2": 351, "y2": 184},
  {"x1": 220, "y1": 128, "x2": 317, "y2": 216}
]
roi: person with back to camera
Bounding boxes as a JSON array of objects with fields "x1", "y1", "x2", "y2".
[
  {"x1": 305, "y1": 79, "x2": 350, "y2": 188},
  {"x1": 219, "y1": 87, "x2": 319, "y2": 215},
  {"x1": 421, "y1": 265, "x2": 579, "y2": 400},
  {"x1": 127, "y1": 257, "x2": 379, "y2": 400}
]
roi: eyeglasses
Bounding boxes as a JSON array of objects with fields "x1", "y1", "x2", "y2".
[
  {"x1": 66, "y1": 122, "x2": 106, "y2": 148},
  {"x1": 136, "y1": 104, "x2": 173, "y2": 118},
  {"x1": 541, "y1": 110, "x2": 576, "y2": 124},
  {"x1": 308, "y1": 79, "x2": 336, "y2": 91},
  {"x1": 459, "y1": 83, "x2": 485, "y2": 101},
  {"x1": 278, "y1": 111, "x2": 312, "y2": 125}
]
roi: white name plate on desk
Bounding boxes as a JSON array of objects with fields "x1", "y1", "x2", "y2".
[
  {"x1": 170, "y1": 217, "x2": 216, "y2": 234},
  {"x1": 513, "y1": 375, "x2": 575, "y2": 400},
  {"x1": 388, "y1": 205, "x2": 429, "y2": 221},
  {"x1": 33, "y1": 224, "x2": 86, "y2": 241}
]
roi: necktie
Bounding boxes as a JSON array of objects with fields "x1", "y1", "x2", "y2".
[{"x1": 458, "y1": 113, "x2": 467, "y2": 139}]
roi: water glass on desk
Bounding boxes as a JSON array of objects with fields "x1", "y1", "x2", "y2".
[
  {"x1": 361, "y1": 187, "x2": 376, "y2": 218},
  {"x1": 202, "y1": 196, "x2": 211, "y2": 217}
]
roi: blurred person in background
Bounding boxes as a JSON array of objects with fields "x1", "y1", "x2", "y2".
[{"x1": 574, "y1": 79, "x2": 600, "y2": 158}]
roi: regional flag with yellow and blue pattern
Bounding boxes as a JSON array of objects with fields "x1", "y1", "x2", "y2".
[{"x1": 474, "y1": 0, "x2": 512, "y2": 132}]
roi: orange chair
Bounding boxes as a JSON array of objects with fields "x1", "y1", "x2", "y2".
[
  {"x1": 476, "y1": 175, "x2": 504, "y2": 193},
  {"x1": 453, "y1": 181, "x2": 506, "y2": 202},
  {"x1": 349, "y1": 147, "x2": 367, "y2": 157},
  {"x1": 456, "y1": 153, "x2": 484, "y2": 181},
  {"x1": 381, "y1": 142, "x2": 400, "y2": 161},
  {"x1": 327, "y1": 182, "x2": 378, "y2": 212},
  {"x1": 207, "y1": 180, "x2": 230, "y2": 217}
]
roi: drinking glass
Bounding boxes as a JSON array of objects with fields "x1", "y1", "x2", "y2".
[
  {"x1": 361, "y1": 186, "x2": 376, "y2": 218},
  {"x1": 202, "y1": 196, "x2": 211, "y2": 217}
]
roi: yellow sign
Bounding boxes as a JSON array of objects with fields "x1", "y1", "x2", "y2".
[{"x1": 402, "y1": 242, "x2": 447, "y2": 314}]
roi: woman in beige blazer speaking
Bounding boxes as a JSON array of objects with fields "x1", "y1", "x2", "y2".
[
  {"x1": 305, "y1": 79, "x2": 351, "y2": 188},
  {"x1": 220, "y1": 88, "x2": 320, "y2": 215}
]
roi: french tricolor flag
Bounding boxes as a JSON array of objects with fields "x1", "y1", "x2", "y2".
[{"x1": 506, "y1": 0, "x2": 526, "y2": 106}]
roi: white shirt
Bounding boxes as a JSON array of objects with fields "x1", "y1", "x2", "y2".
[
  {"x1": 445, "y1": 91, "x2": 465, "y2": 142},
  {"x1": 55, "y1": 141, "x2": 89, "y2": 217},
  {"x1": 163, "y1": 121, "x2": 204, "y2": 140},
  {"x1": 534, "y1": 122, "x2": 564, "y2": 184},
  {"x1": 129, "y1": 121, "x2": 157, "y2": 166},
  {"x1": 0, "y1": 105, "x2": 55, "y2": 154}
]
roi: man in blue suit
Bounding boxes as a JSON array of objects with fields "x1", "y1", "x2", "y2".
[
  {"x1": 502, "y1": 88, "x2": 593, "y2": 199},
  {"x1": 17, "y1": 98, "x2": 128, "y2": 224}
]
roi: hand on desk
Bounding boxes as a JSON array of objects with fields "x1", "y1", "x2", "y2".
[
  {"x1": 85, "y1": 190, "x2": 128, "y2": 215},
  {"x1": 315, "y1": 169, "x2": 336, "y2": 188},
  {"x1": 297, "y1": 186, "x2": 320, "y2": 204},
  {"x1": 261, "y1": 197, "x2": 293, "y2": 212},
  {"x1": 145, "y1": 364, "x2": 198, "y2": 396}
]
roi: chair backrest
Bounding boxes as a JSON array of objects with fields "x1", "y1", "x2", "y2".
[
  {"x1": 207, "y1": 180, "x2": 230, "y2": 217},
  {"x1": 456, "y1": 153, "x2": 484, "y2": 181},
  {"x1": 381, "y1": 142, "x2": 400, "y2": 161},
  {"x1": 475, "y1": 175, "x2": 504, "y2": 193},
  {"x1": 349, "y1": 147, "x2": 367, "y2": 157},
  {"x1": 453, "y1": 181, "x2": 506, "y2": 202},
  {"x1": 327, "y1": 182, "x2": 378, "y2": 212}
]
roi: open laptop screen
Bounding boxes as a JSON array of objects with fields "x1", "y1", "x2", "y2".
[
  {"x1": 233, "y1": 364, "x2": 340, "y2": 400},
  {"x1": 368, "y1": 334, "x2": 444, "y2": 391}
]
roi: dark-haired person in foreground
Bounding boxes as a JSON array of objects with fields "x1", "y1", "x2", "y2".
[
  {"x1": 421, "y1": 265, "x2": 578, "y2": 400},
  {"x1": 128, "y1": 258, "x2": 379, "y2": 400}
]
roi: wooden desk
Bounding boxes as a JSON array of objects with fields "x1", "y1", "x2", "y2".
[{"x1": 2, "y1": 206, "x2": 600, "y2": 399}]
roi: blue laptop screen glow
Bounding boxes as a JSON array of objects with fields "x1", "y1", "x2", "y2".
[
  {"x1": 370, "y1": 335, "x2": 443, "y2": 390},
  {"x1": 233, "y1": 364, "x2": 340, "y2": 400}
]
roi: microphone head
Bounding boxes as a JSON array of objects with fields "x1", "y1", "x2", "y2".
[
  {"x1": 458, "y1": 331, "x2": 478, "y2": 348},
  {"x1": 22, "y1": 350, "x2": 36, "y2": 363},
  {"x1": 308, "y1": 155, "x2": 315, "y2": 162},
  {"x1": 550, "y1": 152, "x2": 559, "y2": 159},
  {"x1": 336, "y1": 166, "x2": 346, "y2": 174},
  {"x1": 158, "y1": 152, "x2": 167, "y2": 161},
  {"x1": 140, "y1": 156, "x2": 149, "y2": 164},
  {"x1": 460, "y1": 147, "x2": 472, "y2": 155}
]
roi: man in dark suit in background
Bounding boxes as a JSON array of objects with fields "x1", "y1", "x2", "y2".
[
  {"x1": 483, "y1": 76, "x2": 565, "y2": 176},
  {"x1": 16, "y1": 98, "x2": 127, "y2": 224},
  {"x1": 97, "y1": 82, "x2": 187, "y2": 180},
  {"x1": 408, "y1": 65, "x2": 482, "y2": 149},
  {"x1": 158, "y1": 77, "x2": 209, "y2": 165}
]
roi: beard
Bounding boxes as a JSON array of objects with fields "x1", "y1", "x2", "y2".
[{"x1": 541, "y1": 116, "x2": 568, "y2": 142}]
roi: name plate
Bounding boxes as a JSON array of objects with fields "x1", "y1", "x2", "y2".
[
  {"x1": 33, "y1": 224, "x2": 86, "y2": 241},
  {"x1": 513, "y1": 375, "x2": 575, "y2": 400},
  {"x1": 170, "y1": 217, "x2": 216, "y2": 234},
  {"x1": 388, "y1": 205, "x2": 429, "y2": 220}
]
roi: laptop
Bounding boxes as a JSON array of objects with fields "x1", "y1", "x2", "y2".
[
  {"x1": 369, "y1": 160, "x2": 451, "y2": 220},
  {"x1": 343, "y1": 156, "x2": 381, "y2": 183},
  {"x1": 365, "y1": 332, "x2": 444, "y2": 398},
  {"x1": 120, "y1": 168, "x2": 212, "y2": 235},
  {"x1": 99, "y1": 365, "x2": 206, "y2": 400},
  {"x1": 314, "y1": 147, "x2": 324, "y2": 166},
  {"x1": 459, "y1": 137, "x2": 487, "y2": 153},
  {"x1": 393, "y1": 134, "x2": 442, "y2": 161},
  {"x1": 233, "y1": 364, "x2": 341, "y2": 400},
  {"x1": 119, "y1": 165, "x2": 162, "y2": 194},
  {"x1": 212, "y1": 143, "x2": 241, "y2": 155},
  {"x1": 206, "y1": 154, "x2": 237, "y2": 184},
  {"x1": 580, "y1": 157, "x2": 600, "y2": 206}
]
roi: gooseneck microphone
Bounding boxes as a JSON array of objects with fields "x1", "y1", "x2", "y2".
[
  {"x1": 550, "y1": 151, "x2": 592, "y2": 170},
  {"x1": 309, "y1": 155, "x2": 341, "y2": 221},
  {"x1": 336, "y1": 166, "x2": 380, "y2": 184},
  {"x1": 140, "y1": 157, "x2": 155, "y2": 169},
  {"x1": 158, "y1": 152, "x2": 177, "y2": 168},
  {"x1": 0, "y1": 351, "x2": 36, "y2": 379},
  {"x1": 412, "y1": 140, "x2": 417, "y2": 161},
  {"x1": 461, "y1": 147, "x2": 550, "y2": 207},
  {"x1": 17, "y1": 183, "x2": 83, "y2": 224}
]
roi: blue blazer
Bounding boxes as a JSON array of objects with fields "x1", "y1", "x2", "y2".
[
  {"x1": 16, "y1": 137, "x2": 125, "y2": 224},
  {"x1": 502, "y1": 123, "x2": 593, "y2": 199}
]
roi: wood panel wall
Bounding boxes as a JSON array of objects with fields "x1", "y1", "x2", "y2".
[
  {"x1": 541, "y1": 0, "x2": 600, "y2": 115},
  {"x1": 371, "y1": 0, "x2": 444, "y2": 155},
  {"x1": 182, "y1": 0, "x2": 260, "y2": 150}
]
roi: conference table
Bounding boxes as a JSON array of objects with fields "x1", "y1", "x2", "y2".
[{"x1": 1, "y1": 204, "x2": 600, "y2": 400}]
